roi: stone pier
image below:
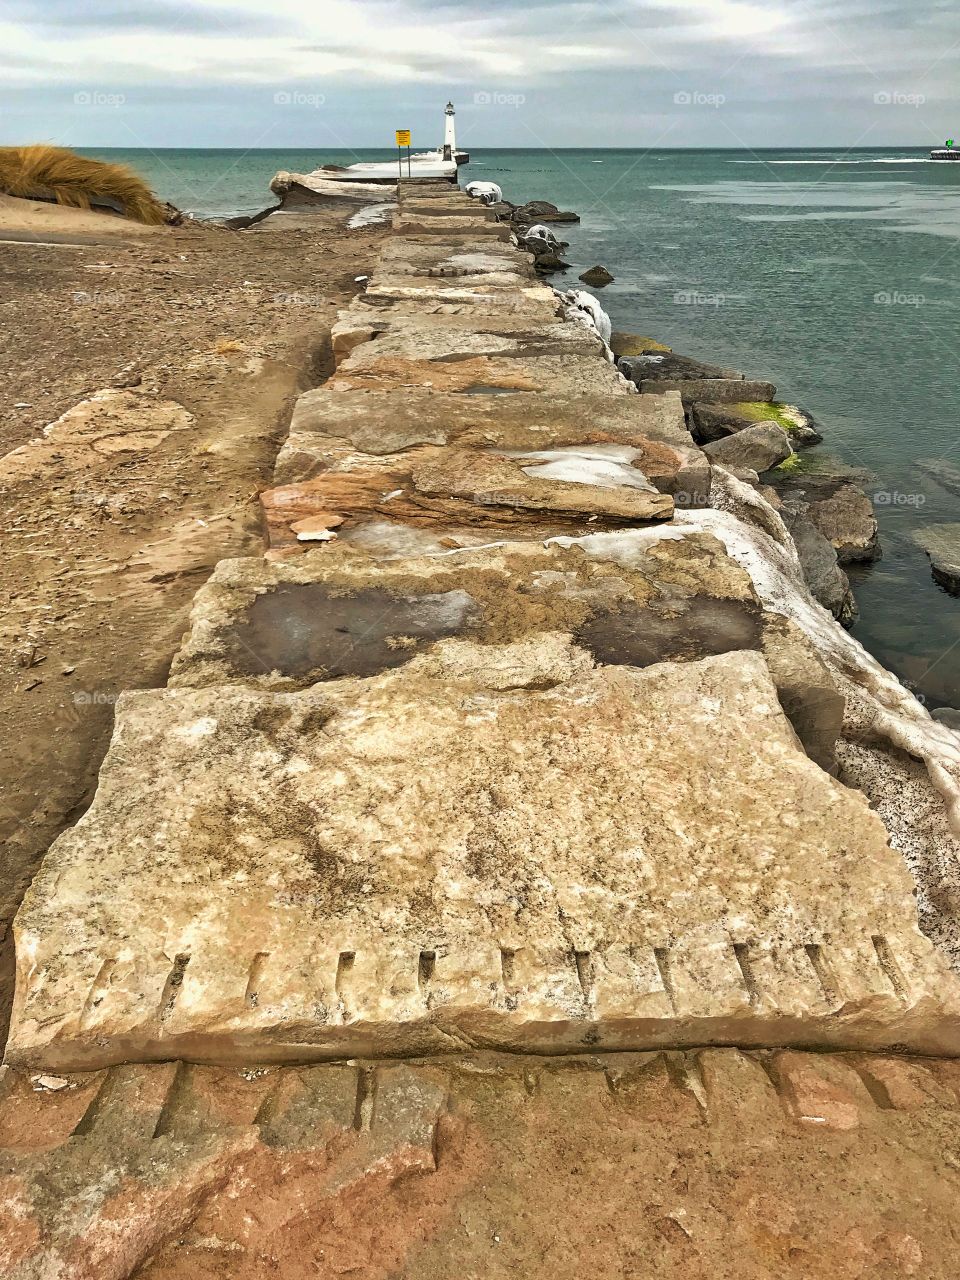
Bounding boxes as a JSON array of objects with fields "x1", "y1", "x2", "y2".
[{"x1": 4, "y1": 179, "x2": 960, "y2": 1277}]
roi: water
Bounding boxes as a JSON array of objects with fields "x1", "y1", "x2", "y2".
[{"x1": 81, "y1": 146, "x2": 960, "y2": 706}]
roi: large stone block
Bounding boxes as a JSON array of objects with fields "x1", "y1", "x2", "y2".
[
  {"x1": 640, "y1": 377, "x2": 778, "y2": 405},
  {"x1": 364, "y1": 276, "x2": 555, "y2": 308},
  {"x1": 8, "y1": 644, "x2": 959, "y2": 1070},
  {"x1": 168, "y1": 532, "x2": 762, "y2": 691},
  {"x1": 328, "y1": 353, "x2": 632, "y2": 396}
]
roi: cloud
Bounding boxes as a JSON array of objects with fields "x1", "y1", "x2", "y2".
[
  {"x1": 6, "y1": 0, "x2": 285, "y2": 34},
  {"x1": 1, "y1": 0, "x2": 958, "y2": 146}
]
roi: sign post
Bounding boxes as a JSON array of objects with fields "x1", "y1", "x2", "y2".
[{"x1": 395, "y1": 129, "x2": 411, "y2": 178}]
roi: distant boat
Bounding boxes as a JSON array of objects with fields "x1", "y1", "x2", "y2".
[
  {"x1": 931, "y1": 140, "x2": 960, "y2": 161},
  {"x1": 311, "y1": 103, "x2": 469, "y2": 184}
]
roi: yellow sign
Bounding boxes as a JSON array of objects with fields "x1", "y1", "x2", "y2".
[{"x1": 395, "y1": 129, "x2": 411, "y2": 146}]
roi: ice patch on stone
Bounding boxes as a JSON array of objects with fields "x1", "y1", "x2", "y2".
[
  {"x1": 520, "y1": 454, "x2": 657, "y2": 492},
  {"x1": 347, "y1": 203, "x2": 396, "y2": 229}
]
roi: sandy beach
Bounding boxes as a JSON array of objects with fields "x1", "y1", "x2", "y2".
[{"x1": 0, "y1": 198, "x2": 388, "y2": 1036}]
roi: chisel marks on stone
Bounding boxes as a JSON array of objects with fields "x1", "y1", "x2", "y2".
[
  {"x1": 354, "y1": 1066, "x2": 376, "y2": 1132},
  {"x1": 653, "y1": 946, "x2": 678, "y2": 1014},
  {"x1": 158, "y1": 953, "x2": 190, "y2": 1024},
  {"x1": 335, "y1": 951, "x2": 356, "y2": 1022},
  {"x1": 804, "y1": 942, "x2": 840, "y2": 1006},
  {"x1": 732, "y1": 942, "x2": 761, "y2": 1007},
  {"x1": 872, "y1": 934, "x2": 908, "y2": 1001},
  {"x1": 244, "y1": 951, "x2": 270, "y2": 1009}
]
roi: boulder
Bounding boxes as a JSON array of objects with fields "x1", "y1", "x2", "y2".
[
  {"x1": 702, "y1": 422, "x2": 793, "y2": 473},
  {"x1": 692, "y1": 401, "x2": 823, "y2": 448},
  {"x1": 779, "y1": 501, "x2": 858, "y2": 625},
  {"x1": 578, "y1": 265, "x2": 614, "y2": 287},
  {"x1": 487, "y1": 200, "x2": 516, "y2": 220},
  {"x1": 914, "y1": 524, "x2": 960, "y2": 595},
  {"x1": 610, "y1": 332, "x2": 672, "y2": 358},
  {"x1": 533, "y1": 252, "x2": 570, "y2": 274},
  {"x1": 933, "y1": 706, "x2": 960, "y2": 731},
  {"x1": 514, "y1": 200, "x2": 580, "y2": 223},
  {"x1": 775, "y1": 476, "x2": 880, "y2": 564},
  {"x1": 639, "y1": 377, "x2": 778, "y2": 405},
  {"x1": 619, "y1": 352, "x2": 743, "y2": 385}
]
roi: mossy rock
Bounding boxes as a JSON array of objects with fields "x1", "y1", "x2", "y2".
[
  {"x1": 610, "y1": 331, "x2": 672, "y2": 359},
  {"x1": 733, "y1": 402, "x2": 822, "y2": 445},
  {"x1": 773, "y1": 451, "x2": 806, "y2": 474}
]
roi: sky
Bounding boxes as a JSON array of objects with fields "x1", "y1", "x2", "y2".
[{"x1": 1, "y1": 0, "x2": 957, "y2": 149}]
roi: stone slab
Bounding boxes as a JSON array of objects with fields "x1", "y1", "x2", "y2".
[
  {"x1": 396, "y1": 202, "x2": 496, "y2": 219},
  {"x1": 8, "y1": 644, "x2": 960, "y2": 1069},
  {"x1": 334, "y1": 321, "x2": 602, "y2": 365},
  {"x1": 288, "y1": 387, "x2": 692, "y2": 452},
  {"x1": 377, "y1": 240, "x2": 533, "y2": 277},
  {"x1": 331, "y1": 310, "x2": 603, "y2": 363},
  {"x1": 272, "y1": 389, "x2": 706, "y2": 507},
  {"x1": 258, "y1": 439, "x2": 675, "y2": 548},
  {"x1": 364, "y1": 276, "x2": 554, "y2": 307},
  {"x1": 914, "y1": 524, "x2": 960, "y2": 595},
  {"x1": 5, "y1": 1050, "x2": 960, "y2": 1279},
  {"x1": 167, "y1": 532, "x2": 763, "y2": 691},
  {"x1": 640, "y1": 378, "x2": 778, "y2": 405},
  {"x1": 391, "y1": 214, "x2": 512, "y2": 239},
  {"x1": 328, "y1": 353, "x2": 632, "y2": 396}
]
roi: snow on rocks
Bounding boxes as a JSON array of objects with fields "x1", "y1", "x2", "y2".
[
  {"x1": 465, "y1": 180, "x2": 503, "y2": 204},
  {"x1": 558, "y1": 288, "x2": 613, "y2": 349}
]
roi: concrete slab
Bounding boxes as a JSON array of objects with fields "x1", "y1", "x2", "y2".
[{"x1": 9, "y1": 644, "x2": 959, "y2": 1069}]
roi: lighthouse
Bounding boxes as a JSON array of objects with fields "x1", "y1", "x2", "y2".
[
  {"x1": 443, "y1": 101, "x2": 456, "y2": 161},
  {"x1": 442, "y1": 102, "x2": 469, "y2": 166}
]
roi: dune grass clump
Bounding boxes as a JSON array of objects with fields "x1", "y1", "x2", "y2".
[{"x1": 0, "y1": 144, "x2": 168, "y2": 225}]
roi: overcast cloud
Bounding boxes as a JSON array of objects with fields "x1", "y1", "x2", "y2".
[{"x1": 1, "y1": 0, "x2": 957, "y2": 147}]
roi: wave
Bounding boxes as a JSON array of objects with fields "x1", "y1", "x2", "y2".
[{"x1": 730, "y1": 158, "x2": 938, "y2": 165}]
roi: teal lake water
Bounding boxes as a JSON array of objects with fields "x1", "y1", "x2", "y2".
[{"x1": 83, "y1": 146, "x2": 960, "y2": 707}]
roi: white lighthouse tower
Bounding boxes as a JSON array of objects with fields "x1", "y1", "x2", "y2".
[
  {"x1": 443, "y1": 101, "x2": 456, "y2": 161},
  {"x1": 441, "y1": 102, "x2": 468, "y2": 165}
]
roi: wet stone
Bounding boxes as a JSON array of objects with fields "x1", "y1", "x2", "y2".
[
  {"x1": 221, "y1": 584, "x2": 482, "y2": 680},
  {"x1": 574, "y1": 597, "x2": 763, "y2": 667}
]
